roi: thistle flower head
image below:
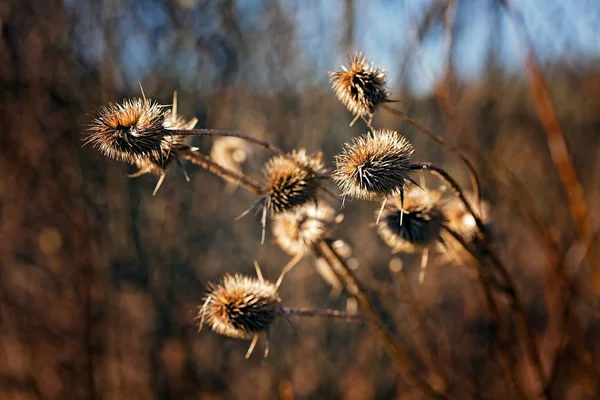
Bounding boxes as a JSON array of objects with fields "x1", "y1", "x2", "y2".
[
  {"x1": 330, "y1": 52, "x2": 389, "y2": 120},
  {"x1": 84, "y1": 98, "x2": 170, "y2": 164},
  {"x1": 440, "y1": 196, "x2": 489, "y2": 264},
  {"x1": 198, "y1": 274, "x2": 281, "y2": 339},
  {"x1": 334, "y1": 129, "x2": 415, "y2": 201},
  {"x1": 272, "y1": 203, "x2": 337, "y2": 256},
  {"x1": 262, "y1": 150, "x2": 328, "y2": 214},
  {"x1": 210, "y1": 137, "x2": 251, "y2": 175},
  {"x1": 377, "y1": 189, "x2": 445, "y2": 254}
]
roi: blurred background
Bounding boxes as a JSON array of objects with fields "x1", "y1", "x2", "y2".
[{"x1": 1, "y1": 0, "x2": 600, "y2": 399}]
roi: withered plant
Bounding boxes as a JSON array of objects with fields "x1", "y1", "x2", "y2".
[{"x1": 83, "y1": 49, "x2": 592, "y2": 400}]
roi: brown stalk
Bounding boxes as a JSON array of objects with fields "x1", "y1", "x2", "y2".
[
  {"x1": 315, "y1": 239, "x2": 449, "y2": 399},
  {"x1": 281, "y1": 307, "x2": 371, "y2": 322},
  {"x1": 416, "y1": 162, "x2": 549, "y2": 398},
  {"x1": 499, "y1": 0, "x2": 597, "y2": 291},
  {"x1": 409, "y1": 162, "x2": 483, "y2": 231},
  {"x1": 441, "y1": 226, "x2": 528, "y2": 400},
  {"x1": 170, "y1": 128, "x2": 284, "y2": 155},
  {"x1": 179, "y1": 149, "x2": 263, "y2": 195},
  {"x1": 382, "y1": 104, "x2": 481, "y2": 206}
]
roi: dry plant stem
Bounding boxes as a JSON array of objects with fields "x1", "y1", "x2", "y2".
[
  {"x1": 179, "y1": 149, "x2": 263, "y2": 195},
  {"x1": 315, "y1": 239, "x2": 449, "y2": 399},
  {"x1": 499, "y1": 1, "x2": 597, "y2": 290},
  {"x1": 281, "y1": 307, "x2": 371, "y2": 322},
  {"x1": 382, "y1": 104, "x2": 481, "y2": 205},
  {"x1": 441, "y1": 227, "x2": 528, "y2": 400},
  {"x1": 170, "y1": 129, "x2": 284, "y2": 155},
  {"x1": 484, "y1": 246, "x2": 550, "y2": 399},
  {"x1": 424, "y1": 155, "x2": 550, "y2": 397},
  {"x1": 410, "y1": 163, "x2": 482, "y2": 231}
]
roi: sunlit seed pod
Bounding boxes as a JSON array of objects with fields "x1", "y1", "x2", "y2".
[
  {"x1": 377, "y1": 188, "x2": 445, "y2": 254},
  {"x1": 334, "y1": 129, "x2": 414, "y2": 202},
  {"x1": 210, "y1": 137, "x2": 252, "y2": 191},
  {"x1": 262, "y1": 149, "x2": 328, "y2": 214},
  {"x1": 330, "y1": 52, "x2": 389, "y2": 122},
  {"x1": 439, "y1": 195, "x2": 490, "y2": 265},
  {"x1": 84, "y1": 98, "x2": 170, "y2": 164},
  {"x1": 198, "y1": 274, "x2": 281, "y2": 340},
  {"x1": 272, "y1": 203, "x2": 337, "y2": 256}
]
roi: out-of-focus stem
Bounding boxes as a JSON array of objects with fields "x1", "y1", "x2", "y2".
[
  {"x1": 441, "y1": 227, "x2": 528, "y2": 400},
  {"x1": 410, "y1": 163, "x2": 483, "y2": 232},
  {"x1": 499, "y1": 0, "x2": 597, "y2": 292},
  {"x1": 281, "y1": 307, "x2": 371, "y2": 322},
  {"x1": 179, "y1": 149, "x2": 263, "y2": 195},
  {"x1": 170, "y1": 129, "x2": 283, "y2": 155},
  {"x1": 315, "y1": 239, "x2": 449, "y2": 399},
  {"x1": 382, "y1": 104, "x2": 481, "y2": 206}
]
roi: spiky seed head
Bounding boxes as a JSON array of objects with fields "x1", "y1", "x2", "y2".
[
  {"x1": 334, "y1": 129, "x2": 414, "y2": 201},
  {"x1": 84, "y1": 98, "x2": 171, "y2": 164},
  {"x1": 198, "y1": 274, "x2": 281, "y2": 340},
  {"x1": 330, "y1": 52, "x2": 389, "y2": 120},
  {"x1": 377, "y1": 189, "x2": 445, "y2": 254},
  {"x1": 210, "y1": 137, "x2": 251, "y2": 175},
  {"x1": 440, "y1": 196, "x2": 490, "y2": 265},
  {"x1": 262, "y1": 150, "x2": 328, "y2": 214},
  {"x1": 131, "y1": 101, "x2": 198, "y2": 177},
  {"x1": 272, "y1": 203, "x2": 337, "y2": 256}
]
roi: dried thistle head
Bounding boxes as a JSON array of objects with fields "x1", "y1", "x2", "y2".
[
  {"x1": 198, "y1": 274, "x2": 281, "y2": 340},
  {"x1": 84, "y1": 98, "x2": 170, "y2": 164},
  {"x1": 334, "y1": 129, "x2": 414, "y2": 201},
  {"x1": 163, "y1": 91, "x2": 199, "y2": 131},
  {"x1": 330, "y1": 52, "x2": 389, "y2": 122},
  {"x1": 272, "y1": 203, "x2": 337, "y2": 256},
  {"x1": 440, "y1": 196, "x2": 489, "y2": 265},
  {"x1": 210, "y1": 137, "x2": 251, "y2": 176},
  {"x1": 377, "y1": 188, "x2": 445, "y2": 254},
  {"x1": 262, "y1": 150, "x2": 328, "y2": 214}
]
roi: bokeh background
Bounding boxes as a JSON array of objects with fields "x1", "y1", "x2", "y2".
[{"x1": 1, "y1": 0, "x2": 600, "y2": 399}]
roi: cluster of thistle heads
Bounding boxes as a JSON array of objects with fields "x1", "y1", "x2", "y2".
[{"x1": 84, "y1": 52, "x2": 485, "y2": 358}]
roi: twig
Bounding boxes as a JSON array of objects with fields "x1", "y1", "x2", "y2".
[
  {"x1": 281, "y1": 307, "x2": 371, "y2": 322},
  {"x1": 499, "y1": 0, "x2": 597, "y2": 292},
  {"x1": 170, "y1": 129, "x2": 284, "y2": 155},
  {"x1": 442, "y1": 227, "x2": 528, "y2": 400},
  {"x1": 315, "y1": 239, "x2": 449, "y2": 399},
  {"x1": 382, "y1": 104, "x2": 481, "y2": 206},
  {"x1": 179, "y1": 149, "x2": 263, "y2": 195}
]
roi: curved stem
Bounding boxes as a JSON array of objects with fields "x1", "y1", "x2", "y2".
[
  {"x1": 410, "y1": 162, "x2": 483, "y2": 233},
  {"x1": 179, "y1": 149, "x2": 263, "y2": 195},
  {"x1": 382, "y1": 104, "x2": 481, "y2": 205},
  {"x1": 170, "y1": 129, "x2": 284, "y2": 155},
  {"x1": 315, "y1": 239, "x2": 449, "y2": 399},
  {"x1": 281, "y1": 307, "x2": 371, "y2": 322},
  {"x1": 441, "y1": 227, "x2": 528, "y2": 400}
]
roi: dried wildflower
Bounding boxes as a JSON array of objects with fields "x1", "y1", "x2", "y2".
[
  {"x1": 272, "y1": 203, "x2": 337, "y2": 256},
  {"x1": 198, "y1": 274, "x2": 281, "y2": 340},
  {"x1": 262, "y1": 150, "x2": 328, "y2": 214},
  {"x1": 84, "y1": 98, "x2": 170, "y2": 164},
  {"x1": 377, "y1": 188, "x2": 445, "y2": 254},
  {"x1": 330, "y1": 52, "x2": 389, "y2": 124},
  {"x1": 163, "y1": 92, "x2": 198, "y2": 131},
  {"x1": 210, "y1": 137, "x2": 252, "y2": 191},
  {"x1": 334, "y1": 129, "x2": 415, "y2": 202},
  {"x1": 439, "y1": 195, "x2": 489, "y2": 265}
]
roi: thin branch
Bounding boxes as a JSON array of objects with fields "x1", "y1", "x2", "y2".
[
  {"x1": 499, "y1": 0, "x2": 597, "y2": 291},
  {"x1": 382, "y1": 104, "x2": 481, "y2": 206},
  {"x1": 179, "y1": 149, "x2": 263, "y2": 195},
  {"x1": 441, "y1": 227, "x2": 528, "y2": 400},
  {"x1": 281, "y1": 307, "x2": 372, "y2": 322},
  {"x1": 170, "y1": 129, "x2": 284, "y2": 155},
  {"x1": 315, "y1": 239, "x2": 449, "y2": 399}
]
